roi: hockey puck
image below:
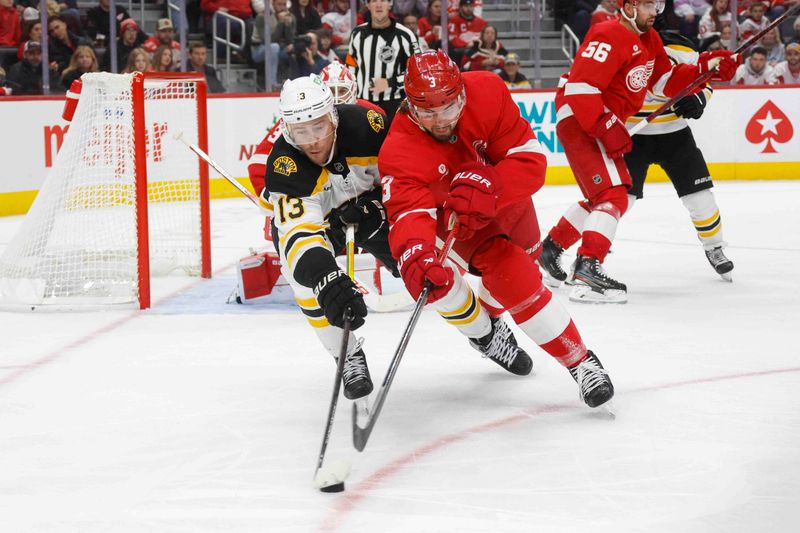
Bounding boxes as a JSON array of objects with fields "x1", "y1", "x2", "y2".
[{"x1": 320, "y1": 482, "x2": 345, "y2": 493}]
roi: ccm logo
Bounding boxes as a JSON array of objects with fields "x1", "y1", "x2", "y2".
[
  {"x1": 453, "y1": 171, "x2": 491, "y2": 189},
  {"x1": 399, "y1": 243, "x2": 423, "y2": 268}
]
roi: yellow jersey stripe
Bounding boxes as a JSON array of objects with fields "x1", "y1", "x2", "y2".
[{"x1": 287, "y1": 235, "x2": 329, "y2": 268}]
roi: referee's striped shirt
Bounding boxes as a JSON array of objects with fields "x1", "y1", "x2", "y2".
[{"x1": 346, "y1": 21, "x2": 420, "y2": 103}]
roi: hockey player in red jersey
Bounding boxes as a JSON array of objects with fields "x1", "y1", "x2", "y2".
[
  {"x1": 537, "y1": 0, "x2": 738, "y2": 303},
  {"x1": 379, "y1": 49, "x2": 614, "y2": 408}
]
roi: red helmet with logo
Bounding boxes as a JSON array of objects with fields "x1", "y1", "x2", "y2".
[{"x1": 404, "y1": 49, "x2": 464, "y2": 109}]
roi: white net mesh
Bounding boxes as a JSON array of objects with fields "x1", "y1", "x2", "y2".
[{"x1": 0, "y1": 73, "x2": 205, "y2": 308}]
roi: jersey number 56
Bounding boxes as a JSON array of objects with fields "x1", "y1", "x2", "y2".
[{"x1": 581, "y1": 41, "x2": 611, "y2": 62}]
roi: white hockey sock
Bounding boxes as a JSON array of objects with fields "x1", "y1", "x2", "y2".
[
  {"x1": 681, "y1": 190, "x2": 724, "y2": 249},
  {"x1": 432, "y1": 267, "x2": 492, "y2": 340},
  {"x1": 627, "y1": 194, "x2": 637, "y2": 213}
]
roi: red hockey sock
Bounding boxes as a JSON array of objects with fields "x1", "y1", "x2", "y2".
[
  {"x1": 548, "y1": 201, "x2": 590, "y2": 250},
  {"x1": 538, "y1": 319, "x2": 587, "y2": 368}
]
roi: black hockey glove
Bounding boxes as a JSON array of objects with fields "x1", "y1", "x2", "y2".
[
  {"x1": 329, "y1": 195, "x2": 387, "y2": 241},
  {"x1": 672, "y1": 91, "x2": 707, "y2": 120},
  {"x1": 313, "y1": 270, "x2": 367, "y2": 330}
]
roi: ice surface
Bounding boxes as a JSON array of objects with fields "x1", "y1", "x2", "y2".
[{"x1": 1, "y1": 182, "x2": 798, "y2": 533}]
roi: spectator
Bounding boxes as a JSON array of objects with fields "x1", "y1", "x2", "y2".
[
  {"x1": 498, "y1": 51, "x2": 531, "y2": 89},
  {"x1": 0, "y1": 0, "x2": 21, "y2": 47},
  {"x1": 47, "y1": 16, "x2": 87, "y2": 74},
  {"x1": 698, "y1": 0, "x2": 732, "y2": 40},
  {"x1": 6, "y1": 41, "x2": 61, "y2": 94},
  {"x1": 719, "y1": 23, "x2": 732, "y2": 47},
  {"x1": 446, "y1": 0, "x2": 482, "y2": 17},
  {"x1": 152, "y1": 45, "x2": 175, "y2": 72},
  {"x1": 448, "y1": 0, "x2": 487, "y2": 65},
  {"x1": 791, "y1": 15, "x2": 800, "y2": 44},
  {"x1": 316, "y1": 27, "x2": 340, "y2": 63},
  {"x1": 289, "y1": 31, "x2": 328, "y2": 78},
  {"x1": 773, "y1": 42, "x2": 800, "y2": 83},
  {"x1": 761, "y1": 26, "x2": 785, "y2": 65},
  {"x1": 60, "y1": 45, "x2": 98, "y2": 88},
  {"x1": 143, "y1": 18, "x2": 181, "y2": 68},
  {"x1": 85, "y1": 0, "x2": 132, "y2": 46},
  {"x1": 734, "y1": 45, "x2": 776, "y2": 83},
  {"x1": 321, "y1": 0, "x2": 352, "y2": 53},
  {"x1": 290, "y1": 0, "x2": 321, "y2": 35},
  {"x1": 555, "y1": 1, "x2": 599, "y2": 43},
  {"x1": 462, "y1": 24, "x2": 506, "y2": 71},
  {"x1": 100, "y1": 17, "x2": 146, "y2": 71},
  {"x1": 739, "y1": 1, "x2": 770, "y2": 41},
  {"x1": 123, "y1": 47, "x2": 151, "y2": 73},
  {"x1": 201, "y1": 0, "x2": 254, "y2": 55},
  {"x1": 17, "y1": 18, "x2": 42, "y2": 61},
  {"x1": 402, "y1": 13, "x2": 429, "y2": 51},
  {"x1": 674, "y1": 0, "x2": 711, "y2": 41},
  {"x1": 591, "y1": 0, "x2": 618, "y2": 26},
  {"x1": 251, "y1": 13, "x2": 283, "y2": 89},
  {"x1": 187, "y1": 41, "x2": 225, "y2": 93},
  {"x1": 269, "y1": 0, "x2": 296, "y2": 49},
  {"x1": 0, "y1": 65, "x2": 12, "y2": 95},
  {"x1": 393, "y1": 0, "x2": 427, "y2": 18},
  {"x1": 418, "y1": 0, "x2": 442, "y2": 49}
]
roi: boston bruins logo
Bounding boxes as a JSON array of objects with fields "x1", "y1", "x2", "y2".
[
  {"x1": 273, "y1": 156, "x2": 297, "y2": 176},
  {"x1": 379, "y1": 45, "x2": 397, "y2": 63},
  {"x1": 367, "y1": 110, "x2": 384, "y2": 132}
]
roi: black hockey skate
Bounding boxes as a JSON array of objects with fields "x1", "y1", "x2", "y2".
[
  {"x1": 537, "y1": 236, "x2": 568, "y2": 287},
  {"x1": 469, "y1": 317, "x2": 533, "y2": 376},
  {"x1": 568, "y1": 351, "x2": 614, "y2": 408},
  {"x1": 342, "y1": 348, "x2": 373, "y2": 400},
  {"x1": 569, "y1": 255, "x2": 627, "y2": 304},
  {"x1": 705, "y1": 246, "x2": 734, "y2": 282}
]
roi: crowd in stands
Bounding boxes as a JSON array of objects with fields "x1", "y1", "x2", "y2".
[
  {"x1": 0, "y1": 0, "x2": 225, "y2": 95},
  {"x1": 2, "y1": 0, "x2": 797, "y2": 96},
  {"x1": 554, "y1": 0, "x2": 800, "y2": 85}
]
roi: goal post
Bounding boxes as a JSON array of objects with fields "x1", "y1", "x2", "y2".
[{"x1": 0, "y1": 72, "x2": 211, "y2": 310}]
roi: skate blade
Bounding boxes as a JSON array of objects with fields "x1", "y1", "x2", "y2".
[
  {"x1": 541, "y1": 274, "x2": 563, "y2": 289},
  {"x1": 719, "y1": 272, "x2": 733, "y2": 282},
  {"x1": 353, "y1": 397, "x2": 370, "y2": 429},
  {"x1": 568, "y1": 284, "x2": 627, "y2": 304}
]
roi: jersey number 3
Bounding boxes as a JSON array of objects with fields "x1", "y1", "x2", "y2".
[
  {"x1": 581, "y1": 41, "x2": 611, "y2": 62},
  {"x1": 277, "y1": 197, "x2": 305, "y2": 223}
]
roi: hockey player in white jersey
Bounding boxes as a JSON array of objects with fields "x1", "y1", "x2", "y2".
[{"x1": 264, "y1": 75, "x2": 398, "y2": 400}]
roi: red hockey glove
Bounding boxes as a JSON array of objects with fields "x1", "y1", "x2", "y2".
[
  {"x1": 698, "y1": 50, "x2": 738, "y2": 82},
  {"x1": 444, "y1": 162, "x2": 503, "y2": 241},
  {"x1": 592, "y1": 112, "x2": 632, "y2": 160},
  {"x1": 398, "y1": 240, "x2": 454, "y2": 302}
]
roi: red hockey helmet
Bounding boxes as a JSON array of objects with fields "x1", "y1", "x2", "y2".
[{"x1": 404, "y1": 49, "x2": 464, "y2": 109}]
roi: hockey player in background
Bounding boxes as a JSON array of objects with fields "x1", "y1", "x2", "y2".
[
  {"x1": 247, "y1": 62, "x2": 384, "y2": 243},
  {"x1": 537, "y1": 0, "x2": 738, "y2": 303},
  {"x1": 264, "y1": 75, "x2": 397, "y2": 401},
  {"x1": 624, "y1": 28, "x2": 734, "y2": 281},
  {"x1": 379, "y1": 50, "x2": 614, "y2": 408}
]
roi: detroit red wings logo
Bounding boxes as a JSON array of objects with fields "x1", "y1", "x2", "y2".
[
  {"x1": 626, "y1": 60, "x2": 654, "y2": 92},
  {"x1": 745, "y1": 100, "x2": 793, "y2": 154}
]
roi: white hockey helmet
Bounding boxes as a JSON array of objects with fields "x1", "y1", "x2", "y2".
[
  {"x1": 320, "y1": 61, "x2": 357, "y2": 105},
  {"x1": 279, "y1": 74, "x2": 339, "y2": 148}
]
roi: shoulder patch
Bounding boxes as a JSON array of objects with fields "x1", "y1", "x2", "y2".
[
  {"x1": 367, "y1": 109, "x2": 385, "y2": 133},
  {"x1": 273, "y1": 156, "x2": 298, "y2": 176}
]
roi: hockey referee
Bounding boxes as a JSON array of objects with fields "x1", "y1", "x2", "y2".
[{"x1": 346, "y1": 0, "x2": 420, "y2": 124}]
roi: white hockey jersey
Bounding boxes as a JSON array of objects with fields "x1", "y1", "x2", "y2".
[
  {"x1": 772, "y1": 61, "x2": 800, "y2": 85},
  {"x1": 733, "y1": 62, "x2": 776, "y2": 85}
]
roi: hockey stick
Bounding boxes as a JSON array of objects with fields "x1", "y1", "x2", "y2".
[
  {"x1": 351, "y1": 224, "x2": 458, "y2": 452},
  {"x1": 313, "y1": 225, "x2": 356, "y2": 491},
  {"x1": 627, "y1": 2, "x2": 800, "y2": 136},
  {"x1": 174, "y1": 131, "x2": 271, "y2": 214}
]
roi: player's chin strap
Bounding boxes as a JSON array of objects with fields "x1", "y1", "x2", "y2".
[{"x1": 620, "y1": 3, "x2": 645, "y2": 35}]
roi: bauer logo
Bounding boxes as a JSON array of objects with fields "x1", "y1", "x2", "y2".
[{"x1": 745, "y1": 100, "x2": 794, "y2": 154}]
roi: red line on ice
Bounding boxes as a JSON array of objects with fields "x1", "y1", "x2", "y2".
[{"x1": 319, "y1": 366, "x2": 800, "y2": 532}]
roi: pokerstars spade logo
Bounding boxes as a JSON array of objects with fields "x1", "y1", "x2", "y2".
[{"x1": 745, "y1": 100, "x2": 794, "y2": 153}]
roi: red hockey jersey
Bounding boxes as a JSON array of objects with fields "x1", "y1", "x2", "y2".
[
  {"x1": 555, "y1": 20, "x2": 701, "y2": 135},
  {"x1": 247, "y1": 99, "x2": 385, "y2": 196},
  {"x1": 379, "y1": 71, "x2": 546, "y2": 258}
]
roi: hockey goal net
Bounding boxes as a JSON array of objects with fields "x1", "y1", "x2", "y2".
[{"x1": 0, "y1": 72, "x2": 211, "y2": 309}]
